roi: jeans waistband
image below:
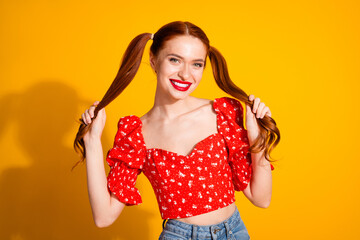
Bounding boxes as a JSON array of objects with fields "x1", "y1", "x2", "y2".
[{"x1": 163, "y1": 205, "x2": 241, "y2": 233}]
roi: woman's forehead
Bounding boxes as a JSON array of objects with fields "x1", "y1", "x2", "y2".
[{"x1": 159, "y1": 35, "x2": 207, "y2": 59}]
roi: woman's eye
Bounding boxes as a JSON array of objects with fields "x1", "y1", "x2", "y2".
[
  {"x1": 194, "y1": 63, "x2": 203, "y2": 68},
  {"x1": 169, "y1": 58, "x2": 179, "y2": 63}
]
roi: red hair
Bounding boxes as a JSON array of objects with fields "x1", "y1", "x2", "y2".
[{"x1": 73, "y1": 21, "x2": 280, "y2": 169}]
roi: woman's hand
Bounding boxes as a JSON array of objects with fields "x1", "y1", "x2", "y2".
[
  {"x1": 82, "y1": 101, "x2": 106, "y2": 142},
  {"x1": 245, "y1": 95, "x2": 271, "y2": 145}
]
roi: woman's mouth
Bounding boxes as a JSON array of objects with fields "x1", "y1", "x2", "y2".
[{"x1": 169, "y1": 79, "x2": 192, "y2": 91}]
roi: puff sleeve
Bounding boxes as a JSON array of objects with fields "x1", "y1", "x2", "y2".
[
  {"x1": 106, "y1": 115, "x2": 146, "y2": 206},
  {"x1": 214, "y1": 97, "x2": 273, "y2": 191}
]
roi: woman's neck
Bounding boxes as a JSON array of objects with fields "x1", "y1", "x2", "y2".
[{"x1": 150, "y1": 93, "x2": 196, "y2": 121}]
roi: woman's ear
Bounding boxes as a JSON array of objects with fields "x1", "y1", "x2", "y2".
[{"x1": 149, "y1": 52, "x2": 156, "y2": 72}]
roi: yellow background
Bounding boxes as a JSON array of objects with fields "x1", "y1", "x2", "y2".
[{"x1": 1, "y1": 0, "x2": 359, "y2": 239}]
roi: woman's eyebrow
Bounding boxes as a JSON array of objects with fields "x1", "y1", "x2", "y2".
[{"x1": 167, "y1": 53, "x2": 205, "y2": 62}]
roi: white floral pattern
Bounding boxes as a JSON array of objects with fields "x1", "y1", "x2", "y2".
[{"x1": 106, "y1": 97, "x2": 273, "y2": 219}]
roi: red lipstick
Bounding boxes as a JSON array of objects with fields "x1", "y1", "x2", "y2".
[{"x1": 169, "y1": 79, "x2": 192, "y2": 91}]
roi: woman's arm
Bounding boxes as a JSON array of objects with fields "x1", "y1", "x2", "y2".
[
  {"x1": 242, "y1": 151, "x2": 272, "y2": 208},
  {"x1": 85, "y1": 137, "x2": 125, "y2": 227},
  {"x1": 242, "y1": 95, "x2": 273, "y2": 208},
  {"x1": 82, "y1": 102, "x2": 125, "y2": 227}
]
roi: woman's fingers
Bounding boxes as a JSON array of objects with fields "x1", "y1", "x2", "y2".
[
  {"x1": 256, "y1": 102, "x2": 265, "y2": 118},
  {"x1": 89, "y1": 101, "x2": 99, "y2": 118},
  {"x1": 82, "y1": 101, "x2": 100, "y2": 125},
  {"x1": 81, "y1": 113, "x2": 86, "y2": 124},
  {"x1": 260, "y1": 106, "x2": 271, "y2": 118},
  {"x1": 261, "y1": 107, "x2": 271, "y2": 118},
  {"x1": 81, "y1": 101, "x2": 106, "y2": 142},
  {"x1": 87, "y1": 109, "x2": 93, "y2": 123},
  {"x1": 252, "y1": 97, "x2": 261, "y2": 114},
  {"x1": 82, "y1": 113, "x2": 90, "y2": 125},
  {"x1": 249, "y1": 95, "x2": 271, "y2": 119},
  {"x1": 89, "y1": 106, "x2": 95, "y2": 118}
]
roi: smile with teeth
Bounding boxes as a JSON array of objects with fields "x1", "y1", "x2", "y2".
[
  {"x1": 172, "y1": 81, "x2": 189, "y2": 87},
  {"x1": 170, "y1": 79, "x2": 192, "y2": 91}
]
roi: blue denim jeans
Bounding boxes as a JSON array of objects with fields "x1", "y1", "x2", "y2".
[{"x1": 158, "y1": 206, "x2": 250, "y2": 240}]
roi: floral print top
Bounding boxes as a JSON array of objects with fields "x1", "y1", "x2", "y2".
[{"x1": 106, "y1": 97, "x2": 274, "y2": 219}]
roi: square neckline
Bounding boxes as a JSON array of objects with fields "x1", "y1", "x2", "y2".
[{"x1": 134, "y1": 99, "x2": 222, "y2": 158}]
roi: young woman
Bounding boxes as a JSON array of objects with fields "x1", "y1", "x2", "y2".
[{"x1": 74, "y1": 21, "x2": 280, "y2": 240}]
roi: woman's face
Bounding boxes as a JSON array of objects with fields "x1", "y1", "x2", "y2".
[{"x1": 150, "y1": 35, "x2": 207, "y2": 100}]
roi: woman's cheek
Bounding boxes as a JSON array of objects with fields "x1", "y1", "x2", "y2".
[{"x1": 195, "y1": 70, "x2": 204, "y2": 79}]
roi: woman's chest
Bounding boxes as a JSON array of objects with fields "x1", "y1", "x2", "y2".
[
  {"x1": 142, "y1": 133, "x2": 230, "y2": 186},
  {"x1": 142, "y1": 114, "x2": 218, "y2": 156}
]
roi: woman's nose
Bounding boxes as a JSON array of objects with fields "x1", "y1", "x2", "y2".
[{"x1": 178, "y1": 64, "x2": 190, "y2": 80}]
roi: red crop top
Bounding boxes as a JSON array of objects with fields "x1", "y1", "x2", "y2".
[{"x1": 106, "y1": 97, "x2": 274, "y2": 219}]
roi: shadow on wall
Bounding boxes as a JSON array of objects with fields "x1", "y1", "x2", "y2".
[{"x1": 0, "y1": 81, "x2": 152, "y2": 240}]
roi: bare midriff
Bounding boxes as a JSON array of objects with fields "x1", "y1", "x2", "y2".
[{"x1": 174, "y1": 202, "x2": 236, "y2": 226}]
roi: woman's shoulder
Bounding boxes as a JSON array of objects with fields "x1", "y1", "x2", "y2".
[
  {"x1": 187, "y1": 97, "x2": 215, "y2": 116},
  {"x1": 117, "y1": 114, "x2": 141, "y2": 123},
  {"x1": 213, "y1": 97, "x2": 243, "y2": 111},
  {"x1": 192, "y1": 96, "x2": 213, "y2": 104},
  {"x1": 194, "y1": 96, "x2": 241, "y2": 107},
  {"x1": 176, "y1": 96, "x2": 241, "y2": 118},
  {"x1": 115, "y1": 115, "x2": 142, "y2": 132}
]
